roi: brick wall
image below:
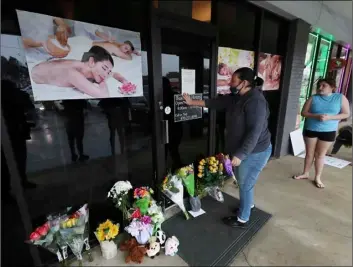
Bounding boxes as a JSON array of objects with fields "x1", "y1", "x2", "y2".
[{"x1": 274, "y1": 19, "x2": 310, "y2": 157}]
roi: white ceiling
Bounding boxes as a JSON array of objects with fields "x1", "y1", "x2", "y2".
[
  {"x1": 323, "y1": 1, "x2": 352, "y2": 21},
  {"x1": 251, "y1": 1, "x2": 352, "y2": 45}
]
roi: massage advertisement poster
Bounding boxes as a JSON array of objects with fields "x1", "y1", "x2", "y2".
[
  {"x1": 217, "y1": 47, "x2": 254, "y2": 95},
  {"x1": 257, "y1": 52, "x2": 282, "y2": 91},
  {"x1": 16, "y1": 10, "x2": 143, "y2": 101}
]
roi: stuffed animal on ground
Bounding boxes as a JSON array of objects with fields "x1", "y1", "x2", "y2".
[
  {"x1": 146, "y1": 240, "x2": 161, "y2": 259},
  {"x1": 165, "y1": 236, "x2": 179, "y2": 256},
  {"x1": 119, "y1": 238, "x2": 147, "y2": 264},
  {"x1": 155, "y1": 229, "x2": 167, "y2": 249}
]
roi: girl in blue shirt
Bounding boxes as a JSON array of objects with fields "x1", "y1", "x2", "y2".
[{"x1": 293, "y1": 78, "x2": 350, "y2": 188}]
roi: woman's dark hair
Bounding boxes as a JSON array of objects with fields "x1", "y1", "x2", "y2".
[
  {"x1": 124, "y1": 41, "x2": 135, "y2": 51},
  {"x1": 81, "y1": 46, "x2": 114, "y2": 66},
  {"x1": 317, "y1": 77, "x2": 337, "y2": 92},
  {"x1": 233, "y1": 67, "x2": 264, "y2": 87}
]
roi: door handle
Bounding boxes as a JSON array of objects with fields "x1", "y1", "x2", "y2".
[{"x1": 162, "y1": 120, "x2": 169, "y2": 144}]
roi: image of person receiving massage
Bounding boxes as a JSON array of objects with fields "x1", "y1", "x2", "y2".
[
  {"x1": 23, "y1": 20, "x2": 141, "y2": 62},
  {"x1": 31, "y1": 46, "x2": 127, "y2": 98}
]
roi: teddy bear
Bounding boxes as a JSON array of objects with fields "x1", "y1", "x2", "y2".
[
  {"x1": 155, "y1": 229, "x2": 166, "y2": 249},
  {"x1": 165, "y1": 236, "x2": 179, "y2": 256},
  {"x1": 119, "y1": 238, "x2": 147, "y2": 264}
]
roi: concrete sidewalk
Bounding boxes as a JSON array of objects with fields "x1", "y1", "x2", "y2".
[{"x1": 74, "y1": 150, "x2": 352, "y2": 266}]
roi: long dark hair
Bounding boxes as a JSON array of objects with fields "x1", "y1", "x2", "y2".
[{"x1": 233, "y1": 67, "x2": 263, "y2": 88}]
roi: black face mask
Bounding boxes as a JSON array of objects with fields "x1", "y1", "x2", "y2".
[{"x1": 230, "y1": 81, "x2": 244, "y2": 95}]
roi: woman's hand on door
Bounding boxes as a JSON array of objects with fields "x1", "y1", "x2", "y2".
[{"x1": 183, "y1": 93, "x2": 193, "y2": 105}]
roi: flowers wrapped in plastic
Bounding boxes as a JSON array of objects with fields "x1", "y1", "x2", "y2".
[
  {"x1": 130, "y1": 186, "x2": 164, "y2": 235},
  {"x1": 218, "y1": 153, "x2": 238, "y2": 187},
  {"x1": 108, "y1": 181, "x2": 133, "y2": 221},
  {"x1": 162, "y1": 174, "x2": 190, "y2": 220},
  {"x1": 26, "y1": 221, "x2": 64, "y2": 263},
  {"x1": 95, "y1": 219, "x2": 119, "y2": 259},
  {"x1": 197, "y1": 155, "x2": 227, "y2": 202},
  {"x1": 57, "y1": 204, "x2": 90, "y2": 266},
  {"x1": 125, "y1": 217, "x2": 154, "y2": 245},
  {"x1": 177, "y1": 165, "x2": 201, "y2": 212}
]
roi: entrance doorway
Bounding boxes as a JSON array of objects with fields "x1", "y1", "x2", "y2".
[{"x1": 147, "y1": 8, "x2": 218, "y2": 201}]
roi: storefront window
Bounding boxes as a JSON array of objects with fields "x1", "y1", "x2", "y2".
[
  {"x1": 312, "y1": 38, "x2": 331, "y2": 95},
  {"x1": 296, "y1": 33, "x2": 318, "y2": 129},
  {"x1": 1, "y1": 0, "x2": 152, "y2": 265},
  {"x1": 336, "y1": 47, "x2": 349, "y2": 92}
]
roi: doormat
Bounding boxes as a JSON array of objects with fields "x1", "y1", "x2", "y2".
[{"x1": 162, "y1": 193, "x2": 272, "y2": 266}]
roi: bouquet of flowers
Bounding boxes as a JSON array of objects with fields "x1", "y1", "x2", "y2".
[
  {"x1": 217, "y1": 153, "x2": 238, "y2": 187},
  {"x1": 95, "y1": 219, "x2": 119, "y2": 260},
  {"x1": 161, "y1": 174, "x2": 190, "y2": 220},
  {"x1": 26, "y1": 221, "x2": 64, "y2": 263},
  {"x1": 108, "y1": 181, "x2": 133, "y2": 221},
  {"x1": 125, "y1": 217, "x2": 154, "y2": 245},
  {"x1": 57, "y1": 204, "x2": 90, "y2": 266},
  {"x1": 95, "y1": 220, "x2": 120, "y2": 242},
  {"x1": 197, "y1": 156, "x2": 227, "y2": 202},
  {"x1": 129, "y1": 186, "x2": 164, "y2": 235},
  {"x1": 176, "y1": 164, "x2": 195, "y2": 197}
]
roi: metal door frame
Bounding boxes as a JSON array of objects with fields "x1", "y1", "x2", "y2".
[{"x1": 146, "y1": 3, "x2": 218, "y2": 198}]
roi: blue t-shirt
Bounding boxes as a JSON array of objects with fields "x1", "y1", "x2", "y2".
[{"x1": 305, "y1": 93, "x2": 342, "y2": 132}]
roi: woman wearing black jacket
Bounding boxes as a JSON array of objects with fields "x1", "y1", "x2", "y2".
[{"x1": 183, "y1": 67, "x2": 272, "y2": 228}]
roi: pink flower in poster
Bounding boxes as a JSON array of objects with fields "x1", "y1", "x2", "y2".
[{"x1": 119, "y1": 82, "x2": 137, "y2": 95}]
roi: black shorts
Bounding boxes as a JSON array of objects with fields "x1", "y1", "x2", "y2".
[{"x1": 303, "y1": 130, "x2": 336, "y2": 142}]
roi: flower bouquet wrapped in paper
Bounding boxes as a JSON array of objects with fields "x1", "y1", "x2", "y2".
[
  {"x1": 108, "y1": 181, "x2": 133, "y2": 221},
  {"x1": 162, "y1": 174, "x2": 190, "y2": 220},
  {"x1": 95, "y1": 219, "x2": 119, "y2": 259}
]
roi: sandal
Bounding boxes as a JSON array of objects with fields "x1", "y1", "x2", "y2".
[{"x1": 314, "y1": 180, "x2": 325, "y2": 189}]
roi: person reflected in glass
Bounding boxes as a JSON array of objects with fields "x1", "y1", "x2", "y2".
[
  {"x1": 62, "y1": 100, "x2": 89, "y2": 162},
  {"x1": 293, "y1": 78, "x2": 350, "y2": 188},
  {"x1": 99, "y1": 98, "x2": 130, "y2": 155},
  {"x1": 163, "y1": 77, "x2": 183, "y2": 171},
  {"x1": 183, "y1": 68, "x2": 272, "y2": 228},
  {"x1": 1, "y1": 80, "x2": 36, "y2": 190}
]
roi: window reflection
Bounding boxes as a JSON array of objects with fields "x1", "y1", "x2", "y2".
[{"x1": 192, "y1": 1, "x2": 211, "y2": 22}]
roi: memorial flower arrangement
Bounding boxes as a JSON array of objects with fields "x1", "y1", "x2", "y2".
[
  {"x1": 58, "y1": 204, "x2": 91, "y2": 266},
  {"x1": 176, "y1": 165, "x2": 201, "y2": 212},
  {"x1": 27, "y1": 221, "x2": 64, "y2": 263},
  {"x1": 95, "y1": 219, "x2": 120, "y2": 260},
  {"x1": 196, "y1": 155, "x2": 228, "y2": 202},
  {"x1": 27, "y1": 204, "x2": 92, "y2": 266},
  {"x1": 95, "y1": 220, "x2": 120, "y2": 242},
  {"x1": 108, "y1": 181, "x2": 133, "y2": 221},
  {"x1": 161, "y1": 174, "x2": 190, "y2": 220},
  {"x1": 125, "y1": 186, "x2": 165, "y2": 243}
]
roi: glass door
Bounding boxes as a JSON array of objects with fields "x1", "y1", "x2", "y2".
[{"x1": 148, "y1": 8, "x2": 217, "y2": 206}]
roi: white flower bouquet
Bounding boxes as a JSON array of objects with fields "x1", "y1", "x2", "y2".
[{"x1": 108, "y1": 181, "x2": 133, "y2": 221}]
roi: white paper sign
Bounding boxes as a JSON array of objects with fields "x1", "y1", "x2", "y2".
[
  {"x1": 188, "y1": 209, "x2": 206, "y2": 218},
  {"x1": 297, "y1": 153, "x2": 351, "y2": 169},
  {"x1": 181, "y1": 69, "x2": 196, "y2": 94},
  {"x1": 290, "y1": 129, "x2": 305, "y2": 156}
]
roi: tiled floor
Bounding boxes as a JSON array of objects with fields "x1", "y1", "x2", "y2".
[{"x1": 70, "y1": 148, "x2": 352, "y2": 266}]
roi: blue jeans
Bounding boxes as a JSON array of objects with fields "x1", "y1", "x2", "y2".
[{"x1": 234, "y1": 144, "x2": 272, "y2": 222}]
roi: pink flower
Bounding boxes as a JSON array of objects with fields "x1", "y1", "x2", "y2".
[
  {"x1": 119, "y1": 82, "x2": 137, "y2": 95},
  {"x1": 141, "y1": 215, "x2": 152, "y2": 225},
  {"x1": 29, "y1": 232, "x2": 41, "y2": 241}
]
